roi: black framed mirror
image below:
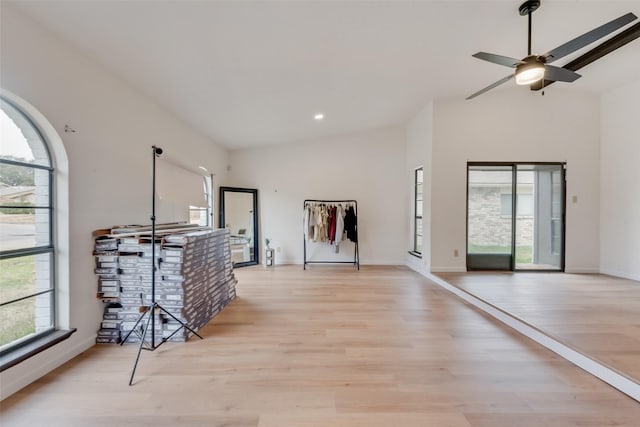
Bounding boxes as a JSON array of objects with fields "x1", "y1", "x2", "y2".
[{"x1": 219, "y1": 186, "x2": 259, "y2": 267}]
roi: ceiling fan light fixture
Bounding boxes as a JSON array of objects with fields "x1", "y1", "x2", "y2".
[{"x1": 515, "y1": 61, "x2": 545, "y2": 85}]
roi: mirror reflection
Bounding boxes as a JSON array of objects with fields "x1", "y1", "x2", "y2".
[
  {"x1": 219, "y1": 187, "x2": 258, "y2": 267},
  {"x1": 437, "y1": 272, "x2": 640, "y2": 385}
]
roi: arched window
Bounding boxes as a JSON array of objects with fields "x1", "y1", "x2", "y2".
[
  {"x1": 0, "y1": 97, "x2": 55, "y2": 352},
  {"x1": 189, "y1": 175, "x2": 213, "y2": 227}
]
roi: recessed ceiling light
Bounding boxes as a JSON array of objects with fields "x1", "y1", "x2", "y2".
[
  {"x1": 314, "y1": 113, "x2": 324, "y2": 120},
  {"x1": 198, "y1": 165, "x2": 208, "y2": 172}
]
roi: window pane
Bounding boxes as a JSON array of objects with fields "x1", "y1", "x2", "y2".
[
  {"x1": 189, "y1": 207, "x2": 208, "y2": 226},
  {"x1": 552, "y1": 219, "x2": 562, "y2": 254},
  {"x1": 468, "y1": 167, "x2": 513, "y2": 254},
  {"x1": 413, "y1": 167, "x2": 424, "y2": 254},
  {"x1": 0, "y1": 292, "x2": 53, "y2": 347},
  {"x1": 517, "y1": 194, "x2": 533, "y2": 216},
  {"x1": 0, "y1": 162, "x2": 50, "y2": 207},
  {"x1": 500, "y1": 193, "x2": 512, "y2": 216},
  {"x1": 500, "y1": 193, "x2": 534, "y2": 217},
  {"x1": 0, "y1": 207, "x2": 51, "y2": 251},
  {"x1": 414, "y1": 217, "x2": 423, "y2": 253},
  {"x1": 0, "y1": 253, "x2": 52, "y2": 305},
  {"x1": 1, "y1": 100, "x2": 51, "y2": 167}
]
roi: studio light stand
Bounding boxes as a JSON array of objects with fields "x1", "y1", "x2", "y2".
[{"x1": 121, "y1": 145, "x2": 203, "y2": 385}]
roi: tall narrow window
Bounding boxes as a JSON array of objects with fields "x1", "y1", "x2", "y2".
[
  {"x1": 189, "y1": 175, "x2": 213, "y2": 227},
  {"x1": 413, "y1": 167, "x2": 423, "y2": 255},
  {"x1": 0, "y1": 97, "x2": 55, "y2": 352}
]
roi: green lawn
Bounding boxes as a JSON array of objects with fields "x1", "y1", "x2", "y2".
[{"x1": 0, "y1": 256, "x2": 36, "y2": 347}]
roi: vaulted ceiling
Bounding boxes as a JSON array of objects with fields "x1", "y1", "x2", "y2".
[{"x1": 10, "y1": 1, "x2": 640, "y2": 149}]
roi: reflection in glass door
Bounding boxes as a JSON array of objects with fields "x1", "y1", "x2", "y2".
[{"x1": 467, "y1": 163, "x2": 565, "y2": 271}]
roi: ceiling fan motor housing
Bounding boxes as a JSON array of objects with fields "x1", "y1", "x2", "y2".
[
  {"x1": 519, "y1": 0, "x2": 541, "y2": 16},
  {"x1": 515, "y1": 56, "x2": 546, "y2": 85}
]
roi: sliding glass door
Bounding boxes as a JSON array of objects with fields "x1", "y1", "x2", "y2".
[
  {"x1": 467, "y1": 163, "x2": 565, "y2": 271},
  {"x1": 467, "y1": 165, "x2": 514, "y2": 270}
]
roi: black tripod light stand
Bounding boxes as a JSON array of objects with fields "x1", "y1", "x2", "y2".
[{"x1": 121, "y1": 145, "x2": 203, "y2": 385}]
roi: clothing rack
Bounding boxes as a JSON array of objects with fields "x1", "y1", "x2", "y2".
[{"x1": 303, "y1": 199, "x2": 359, "y2": 270}]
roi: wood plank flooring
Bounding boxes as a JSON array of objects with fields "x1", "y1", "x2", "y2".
[
  {"x1": 437, "y1": 272, "x2": 640, "y2": 382},
  {"x1": 1, "y1": 265, "x2": 639, "y2": 426}
]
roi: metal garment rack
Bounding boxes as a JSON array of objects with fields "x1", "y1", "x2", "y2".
[{"x1": 303, "y1": 199, "x2": 359, "y2": 270}]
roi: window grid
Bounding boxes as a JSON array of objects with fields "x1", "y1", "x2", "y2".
[
  {"x1": 0, "y1": 98, "x2": 56, "y2": 354},
  {"x1": 413, "y1": 167, "x2": 424, "y2": 255}
]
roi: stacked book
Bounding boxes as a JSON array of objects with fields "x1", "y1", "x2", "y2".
[{"x1": 93, "y1": 224, "x2": 237, "y2": 344}]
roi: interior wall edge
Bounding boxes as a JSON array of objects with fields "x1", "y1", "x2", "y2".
[{"x1": 405, "y1": 257, "x2": 429, "y2": 276}]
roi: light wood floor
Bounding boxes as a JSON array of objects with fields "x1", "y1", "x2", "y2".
[
  {"x1": 437, "y1": 272, "x2": 640, "y2": 382},
  {"x1": 1, "y1": 265, "x2": 639, "y2": 426}
]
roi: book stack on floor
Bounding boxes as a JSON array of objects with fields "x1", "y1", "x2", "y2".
[
  {"x1": 161, "y1": 229, "x2": 237, "y2": 333},
  {"x1": 93, "y1": 223, "x2": 237, "y2": 344}
]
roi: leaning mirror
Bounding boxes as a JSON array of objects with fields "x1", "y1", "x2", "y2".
[{"x1": 219, "y1": 186, "x2": 259, "y2": 267}]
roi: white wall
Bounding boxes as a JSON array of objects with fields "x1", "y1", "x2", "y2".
[
  {"x1": 228, "y1": 127, "x2": 407, "y2": 265},
  {"x1": 430, "y1": 89, "x2": 601, "y2": 272},
  {"x1": 600, "y1": 79, "x2": 640, "y2": 281},
  {"x1": 0, "y1": 5, "x2": 228, "y2": 399},
  {"x1": 405, "y1": 102, "x2": 433, "y2": 275}
]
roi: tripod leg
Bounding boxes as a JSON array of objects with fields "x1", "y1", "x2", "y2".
[
  {"x1": 128, "y1": 309, "x2": 152, "y2": 386},
  {"x1": 120, "y1": 306, "x2": 150, "y2": 345},
  {"x1": 156, "y1": 304, "x2": 203, "y2": 339}
]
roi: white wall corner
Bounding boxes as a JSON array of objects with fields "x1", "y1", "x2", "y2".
[{"x1": 405, "y1": 255, "x2": 428, "y2": 276}]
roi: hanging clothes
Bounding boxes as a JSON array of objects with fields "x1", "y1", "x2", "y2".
[
  {"x1": 344, "y1": 205, "x2": 357, "y2": 243},
  {"x1": 303, "y1": 204, "x2": 311, "y2": 240},
  {"x1": 313, "y1": 204, "x2": 322, "y2": 242},
  {"x1": 304, "y1": 201, "x2": 357, "y2": 244},
  {"x1": 334, "y1": 204, "x2": 345, "y2": 245},
  {"x1": 328, "y1": 205, "x2": 337, "y2": 243},
  {"x1": 303, "y1": 199, "x2": 359, "y2": 270}
]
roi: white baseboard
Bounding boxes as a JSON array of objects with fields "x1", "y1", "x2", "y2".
[
  {"x1": 273, "y1": 258, "x2": 301, "y2": 265},
  {"x1": 360, "y1": 260, "x2": 404, "y2": 265},
  {"x1": 0, "y1": 334, "x2": 96, "y2": 400},
  {"x1": 430, "y1": 267, "x2": 466, "y2": 273},
  {"x1": 599, "y1": 268, "x2": 640, "y2": 282},
  {"x1": 274, "y1": 259, "x2": 404, "y2": 266},
  {"x1": 425, "y1": 273, "x2": 639, "y2": 402},
  {"x1": 564, "y1": 268, "x2": 600, "y2": 274}
]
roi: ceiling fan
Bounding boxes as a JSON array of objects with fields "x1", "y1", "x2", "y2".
[{"x1": 466, "y1": 0, "x2": 638, "y2": 100}]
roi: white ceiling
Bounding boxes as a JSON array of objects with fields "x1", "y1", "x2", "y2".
[{"x1": 11, "y1": 1, "x2": 640, "y2": 150}]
